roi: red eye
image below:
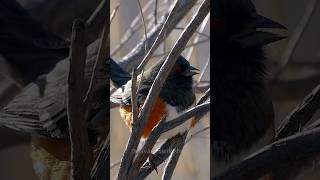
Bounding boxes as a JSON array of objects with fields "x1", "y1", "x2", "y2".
[
  {"x1": 174, "y1": 65, "x2": 181, "y2": 73},
  {"x1": 212, "y1": 17, "x2": 224, "y2": 32}
]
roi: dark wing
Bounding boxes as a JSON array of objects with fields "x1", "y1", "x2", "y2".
[
  {"x1": 0, "y1": 60, "x2": 69, "y2": 138},
  {"x1": 0, "y1": 0, "x2": 69, "y2": 84},
  {"x1": 109, "y1": 58, "x2": 131, "y2": 88},
  {"x1": 110, "y1": 66, "x2": 155, "y2": 106}
]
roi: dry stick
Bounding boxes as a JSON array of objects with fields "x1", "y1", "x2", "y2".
[
  {"x1": 162, "y1": 132, "x2": 188, "y2": 180},
  {"x1": 136, "y1": 0, "x2": 197, "y2": 73},
  {"x1": 85, "y1": 0, "x2": 108, "y2": 45},
  {"x1": 152, "y1": 38, "x2": 210, "y2": 58},
  {"x1": 213, "y1": 126, "x2": 320, "y2": 180},
  {"x1": 119, "y1": 0, "x2": 198, "y2": 71},
  {"x1": 175, "y1": 26, "x2": 210, "y2": 38},
  {"x1": 83, "y1": 21, "x2": 108, "y2": 105},
  {"x1": 90, "y1": 134, "x2": 110, "y2": 180},
  {"x1": 196, "y1": 56, "x2": 210, "y2": 84},
  {"x1": 67, "y1": 20, "x2": 91, "y2": 180},
  {"x1": 136, "y1": 134, "x2": 184, "y2": 179},
  {"x1": 136, "y1": 0, "x2": 148, "y2": 53},
  {"x1": 275, "y1": 84, "x2": 320, "y2": 140},
  {"x1": 272, "y1": 0, "x2": 319, "y2": 79},
  {"x1": 111, "y1": 0, "x2": 154, "y2": 56},
  {"x1": 110, "y1": 3, "x2": 120, "y2": 24},
  {"x1": 131, "y1": 69, "x2": 139, "y2": 125},
  {"x1": 111, "y1": 160, "x2": 121, "y2": 169},
  {"x1": 186, "y1": 13, "x2": 210, "y2": 60},
  {"x1": 185, "y1": 126, "x2": 210, "y2": 144}
]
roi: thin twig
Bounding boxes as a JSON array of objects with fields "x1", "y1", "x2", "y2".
[
  {"x1": 85, "y1": 0, "x2": 108, "y2": 45},
  {"x1": 136, "y1": 0, "x2": 148, "y2": 53},
  {"x1": 175, "y1": 27, "x2": 210, "y2": 38},
  {"x1": 276, "y1": 84, "x2": 320, "y2": 140},
  {"x1": 136, "y1": 134, "x2": 184, "y2": 179},
  {"x1": 161, "y1": 132, "x2": 187, "y2": 180},
  {"x1": 111, "y1": 160, "x2": 121, "y2": 169},
  {"x1": 273, "y1": 0, "x2": 319, "y2": 78},
  {"x1": 120, "y1": 0, "x2": 198, "y2": 71},
  {"x1": 196, "y1": 56, "x2": 210, "y2": 84},
  {"x1": 90, "y1": 134, "x2": 110, "y2": 180},
  {"x1": 110, "y1": 3, "x2": 120, "y2": 24},
  {"x1": 111, "y1": 0, "x2": 155, "y2": 56},
  {"x1": 186, "y1": 13, "x2": 210, "y2": 60},
  {"x1": 185, "y1": 126, "x2": 210, "y2": 144}
]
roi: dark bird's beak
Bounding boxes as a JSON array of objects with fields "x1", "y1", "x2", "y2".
[
  {"x1": 182, "y1": 66, "x2": 200, "y2": 77},
  {"x1": 232, "y1": 14, "x2": 287, "y2": 47}
]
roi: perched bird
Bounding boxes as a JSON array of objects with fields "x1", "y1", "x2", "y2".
[
  {"x1": 0, "y1": 0, "x2": 69, "y2": 94},
  {"x1": 212, "y1": 0, "x2": 287, "y2": 176},
  {"x1": 110, "y1": 56, "x2": 199, "y2": 139}
]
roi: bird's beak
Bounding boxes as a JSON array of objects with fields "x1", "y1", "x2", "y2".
[
  {"x1": 253, "y1": 14, "x2": 287, "y2": 30},
  {"x1": 182, "y1": 66, "x2": 200, "y2": 76},
  {"x1": 232, "y1": 14, "x2": 287, "y2": 47}
]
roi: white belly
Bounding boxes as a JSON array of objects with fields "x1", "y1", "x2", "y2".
[{"x1": 158, "y1": 104, "x2": 192, "y2": 139}]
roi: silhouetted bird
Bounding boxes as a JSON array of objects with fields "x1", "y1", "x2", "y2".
[{"x1": 212, "y1": 0, "x2": 287, "y2": 176}]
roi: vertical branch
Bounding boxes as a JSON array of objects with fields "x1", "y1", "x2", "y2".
[{"x1": 67, "y1": 20, "x2": 91, "y2": 180}]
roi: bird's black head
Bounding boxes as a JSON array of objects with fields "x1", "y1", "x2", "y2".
[
  {"x1": 160, "y1": 56, "x2": 198, "y2": 108},
  {"x1": 213, "y1": 0, "x2": 287, "y2": 48},
  {"x1": 161, "y1": 56, "x2": 199, "y2": 88},
  {"x1": 149, "y1": 56, "x2": 198, "y2": 89}
]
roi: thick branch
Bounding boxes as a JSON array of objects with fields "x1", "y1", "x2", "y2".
[
  {"x1": 67, "y1": 20, "x2": 91, "y2": 180},
  {"x1": 213, "y1": 126, "x2": 320, "y2": 180}
]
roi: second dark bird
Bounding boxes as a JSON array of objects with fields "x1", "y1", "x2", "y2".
[{"x1": 212, "y1": 0, "x2": 287, "y2": 175}]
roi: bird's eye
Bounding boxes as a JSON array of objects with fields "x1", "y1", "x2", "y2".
[
  {"x1": 174, "y1": 64, "x2": 181, "y2": 73},
  {"x1": 212, "y1": 17, "x2": 225, "y2": 32}
]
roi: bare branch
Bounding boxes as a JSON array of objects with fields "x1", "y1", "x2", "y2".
[
  {"x1": 67, "y1": 20, "x2": 91, "y2": 180},
  {"x1": 162, "y1": 132, "x2": 187, "y2": 180},
  {"x1": 272, "y1": 0, "x2": 319, "y2": 78},
  {"x1": 213, "y1": 126, "x2": 320, "y2": 180},
  {"x1": 136, "y1": 134, "x2": 184, "y2": 179},
  {"x1": 136, "y1": 0, "x2": 148, "y2": 53},
  {"x1": 276, "y1": 84, "x2": 320, "y2": 140},
  {"x1": 119, "y1": 0, "x2": 199, "y2": 71},
  {"x1": 85, "y1": 0, "x2": 108, "y2": 45},
  {"x1": 90, "y1": 134, "x2": 110, "y2": 180},
  {"x1": 110, "y1": 3, "x2": 120, "y2": 24}
]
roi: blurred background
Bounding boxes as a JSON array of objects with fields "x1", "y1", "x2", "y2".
[{"x1": 0, "y1": 0, "x2": 320, "y2": 179}]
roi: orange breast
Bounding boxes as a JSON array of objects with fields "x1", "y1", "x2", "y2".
[{"x1": 119, "y1": 97, "x2": 167, "y2": 138}]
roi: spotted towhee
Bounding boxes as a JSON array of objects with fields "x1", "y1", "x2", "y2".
[
  {"x1": 212, "y1": 0, "x2": 287, "y2": 176},
  {"x1": 111, "y1": 56, "x2": 199, "y2": 139}
]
